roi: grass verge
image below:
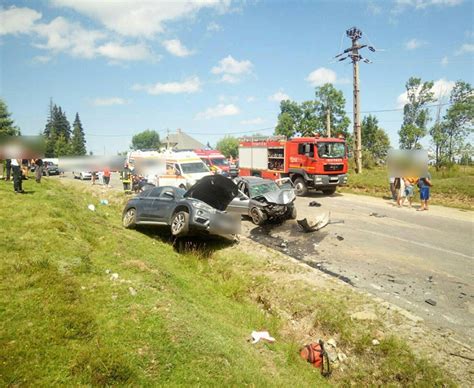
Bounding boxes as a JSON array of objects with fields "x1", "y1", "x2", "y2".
[{"x1": 0, "y1": 177, "x2": 455, "y2": 386}]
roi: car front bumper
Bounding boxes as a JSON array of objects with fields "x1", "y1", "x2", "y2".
[
  {"x1": 312, "y1": 174, "x2": 348, "y2": 186},
  {"x1": 190, "y1": 210, "x2": 241, "y2": 235}
]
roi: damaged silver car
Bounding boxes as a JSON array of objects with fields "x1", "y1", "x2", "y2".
[
  {"x1": 122, "y1": 175, "x2": 242, "y2": 237},
  {"x1": 234, "y1": 177, "x2": 297, "y2": 225}
]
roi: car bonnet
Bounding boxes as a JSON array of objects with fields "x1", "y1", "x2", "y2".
[
  {"x1": 184, "y1": 175, "x2": 239, "y2": 211},
  {"x1": 258, "y1": 188, "x2": 295, "y2": 204}
]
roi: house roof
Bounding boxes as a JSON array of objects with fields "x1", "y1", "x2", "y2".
[{"x1": 164, "y1": 129, "x2": 204, "y2": 150}]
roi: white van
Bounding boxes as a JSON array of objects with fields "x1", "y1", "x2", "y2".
[{"x1": 126, "y1": 150, "x2": 212, "y2": 189}]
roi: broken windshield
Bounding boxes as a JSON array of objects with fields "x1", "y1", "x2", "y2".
[
  {"x1": 249, "y1": 182, "x2": 280, "y2": 198},
  {"x1": 317, "y1": 142, "x2": 346, "y2": 158}
]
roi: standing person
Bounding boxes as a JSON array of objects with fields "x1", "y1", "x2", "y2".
[
  {"x1": 394, "y1": 177, "x2": 405, "y2": 207},
  {"x1": 403, "y1": 177, "x2": 416, "y2": 208},
  {"x1": 417, "y1": 172, "x2": 432, "y2": 211},
  {"x1": 121, "y1": 164, "x2": 131, "y2": 193},
  {"x1": 103, "y1": 167, "x2": 111, "y2": 188},
  {"x1": 11, "y1": 158, "x2": 24, "y2": 193},
  {"x1": 389, "y1": 176, "x2": 397, "y2": 201},
  {"x1": 5, "y1": 159, "x2": 11, "y2": 181},
  {"x1": 34, "y1": 158, "x2": 44, "y2": 183}
]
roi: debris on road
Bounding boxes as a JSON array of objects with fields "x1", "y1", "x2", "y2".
[
  {"x1": 297, "y1": 212, "x2": 330, "y2": 233},
  {"x1": 369, "y1": 212, "x2": 386, "y2": 218},
  {"x1": 88, "y1": 204, "x2": 96, "y2": 212},
  {"x1": 425, "y1": 298, "x2": 437, "y2": 306},
  {"x1": 372, "y1": 339, "x2": 380, "y2": 346},
  {"x1": 110, "y1": 273, "x2": 119, "y2": 281},
  {"x1": 336, "y1": 235, "x2": 344, "y2": 241},
  {"x1": 129, "y1": 287, "x2": 137, "y2": 296},
  {"x1": 100, "y1": 199, "x2": 109, "y2": 205},
  {"x1": 250, "y1": 330, "x2": 275, "y2": 344},
  {"x1": 309, "y1": 201, "x2": 322, "y2": 207},
  {"x1": 300, "y1": 340, "x2": 332, "y2": 377}
]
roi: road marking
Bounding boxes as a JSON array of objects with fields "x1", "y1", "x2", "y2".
[{"x1": 355, "y1": 228, "x2": 473, "y2": 260}]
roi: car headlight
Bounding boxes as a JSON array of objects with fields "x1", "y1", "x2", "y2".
[{"x1": 192, "y1": 200, "x2": 216, "y2": 214}]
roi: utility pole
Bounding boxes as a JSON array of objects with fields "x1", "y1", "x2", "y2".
[
  {"x1": 326, "y1": 107, "x2": 331, "y2": 137},
  {"x1": 335, "y1": 26, "x2": 376, "y2": 174}
]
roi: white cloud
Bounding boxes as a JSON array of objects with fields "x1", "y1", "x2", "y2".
[
  {"x1": 92, "y1": 97, "x2": 129, "y2": 106},
  {"x1": 367, "y1": 1, "x2": 382, "y2": 14},
  {"x1": 246, "y1": 96, "x2": 256, "y2": 102},
  {"x1": 211, "y1": 55, "x2": 253, "y2": 83},
  {"x1": 207, "y1": 21, "x2": 222, "y2": 32},
  {"x1": 0, "y1": 6, "x2": 42, "y2": 35},
  {"x1": 268, "y1": 90, "x2": 290, "y2": 102},
  {"x1": 162, "y1": 39, "x2": 194, "y2": 57},
  {"x1": 394, "y1": 0, "x2": 463, "y2": 11},
  {"x1": 196, "y1": 103, "x2": 240, "y2": 119},
  {"x1": 132, "y1": 76, "x2": 201, "y2": 95},
  {"x1": 241, "y1": 117, "x2": 264, "y2": 125},
  {"x1": 441, "y1": 56, "x2": 449, "y2": 66},
  {"x1": 305, "y1": 67, "x2": 349, "y2": 87},
  {"x1": 32, "y1": 55, "x2": 52, "y2": 64},
  {"x1": 405, "y1": 38, "x2": 427, "y2": 50},
  {"x1": 396, "y1": 78, "x2": 456, "y2": 107},
  {"x1": 455, "y1": 43, "x2": 474, "y2": 55},
  {"x1": 96, "y1": 42, "x2": 152, "y2": 61},
  {"x1": 52, "y1": 0, "x2": 231, "y2": 38}
]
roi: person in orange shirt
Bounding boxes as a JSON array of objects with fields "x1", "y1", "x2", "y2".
[
  {"x1": 403, "y1": 176, "x2": 417, "y2": 208},
  {"x1": 103, "y1": 167, "x2": 111, "y2": 187}
]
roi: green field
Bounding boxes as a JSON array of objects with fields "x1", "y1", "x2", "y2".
[
  {"x1": 0, "y1": 178, "x2": 454, "y2": 386},
  {"x1": 341, "y1": 165, "x2": 474, "y2": 210}
]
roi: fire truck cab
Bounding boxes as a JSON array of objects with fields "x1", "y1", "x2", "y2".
[
  {"x1": 238, "y1": 135, "x2": 348, "y2": 196},
  {"x1": 194, "y1": 149, "x2": 230, "y2": 175}
]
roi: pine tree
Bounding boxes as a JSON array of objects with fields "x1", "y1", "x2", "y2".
[
  {"x1": 54, "y1": 134, "x2": 70, "y2": 157},
  {"x1": 0, "y1": 98, "x2": 20, "y2": 138},
  {"x1": 71, "y1": 113, "x2": 87, "y2": 155}
]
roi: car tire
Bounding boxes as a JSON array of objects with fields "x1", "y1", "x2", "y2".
[
  {"x1": 171, "y1": 211, "x2": 189, "y2": 237},
  {"x1": 286, "y1": 206, "x2": 297, "y2": 220},
  {"x1": 322, "y1": 187, "x2": 337, "y2": 195},
  {"x1": 250, "y1": 207, "x2": 267, "y2": 225},
  {"x1": 123, "y1": 208, "x2": 137, "y2": 229},
  {"x1": 294, "y1": 177, "x2": 308, "y2": 196}
]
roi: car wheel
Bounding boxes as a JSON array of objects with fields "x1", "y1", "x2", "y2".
[
  {"x1": 286, "y1": 206, "x2": 297, "y2": 220},
  {"x1": 80, "y1": 173, "x2": 84, "y2": 180},
  {"x1": 171, "y1": 211, "x2": 189, "y2": 237},
  {"x1": 294, "y1": 177, "x2": 308, "y2": 196},
  {"x1": 322, "y1": 187, "x2": 337, "y2": 195},
  {"x1": 123, "y1": 208, "x2": 137, "y2": 229},
  {"x1": 250, "y1": 207, "x2": 267, "y2": 225}
]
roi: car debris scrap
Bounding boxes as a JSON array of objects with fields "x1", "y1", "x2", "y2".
[
  {"x1": 297, "y1": 212, "x2": 344, "y2": 233},
  {"x1": 309, "y1": 201, "x2": 322, "y2": 207}
]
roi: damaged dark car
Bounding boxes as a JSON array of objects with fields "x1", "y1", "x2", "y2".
[
  {"x1": 234, "y1": 177, "x2": 297, "y2": 225},
  {"x1": 122, "y1": 175, "x2": 241, "y2": 237}
]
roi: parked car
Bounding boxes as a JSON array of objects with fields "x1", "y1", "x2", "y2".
[
  {"x1": 122, "y1": 175, "x2": 242, "y2": 237},
  {"x1": 73, "y1": 171, "x2": 94, "y2": 180},
  {"x1": 43, "y1": 161, "x2": 60, "y2": 176},
  {"x1": 234, "y1": 176, "x2": 297, "y2": 225}
]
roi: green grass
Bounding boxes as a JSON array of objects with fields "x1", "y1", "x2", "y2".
[
  {"x1": 340, "y1": 165, "x2": 474, "y2": 210},
  {"x1": 0, "y1": 178, "x2": 454, "y2": 386}
]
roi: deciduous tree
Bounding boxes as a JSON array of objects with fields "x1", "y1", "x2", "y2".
[
  {"x1": 314, "y1": 83, "x2": 350, "y2": 138},
  {"x1": 361, "y1": 115, "x2": 391, "y2": 163},
  {"x1": 399, "y1": 77, "x2": 435, "y2": 149},
  {"x1": 131, "y1": 129, "x2": 161, "y2": 150},
  {"x1": 216, "y1": 136, "x2": 239, "y2": 159}
]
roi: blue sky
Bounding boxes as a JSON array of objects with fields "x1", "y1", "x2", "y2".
[{"x1": 1, "y1": 0, "x2": 473, "y2": 155}]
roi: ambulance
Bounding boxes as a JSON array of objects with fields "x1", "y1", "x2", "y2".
[{"x1": 126, "y1": 150, "x2": 212, "y2": 189}]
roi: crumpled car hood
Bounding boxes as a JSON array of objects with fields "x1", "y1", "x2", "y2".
[
  {"x1": 184, "y1": 174, "x2": 239, "y2": 211},
  {"x1": 256, "y1": 189, "x2": 295, "y2": 205}
]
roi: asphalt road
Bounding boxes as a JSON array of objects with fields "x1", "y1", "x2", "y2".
[
  {"x1": 245, "y1": 192, "x2": 474, "y2": 347},
  {"x1": 61, "y1": 173, "x2": 474, "y2": 347}
]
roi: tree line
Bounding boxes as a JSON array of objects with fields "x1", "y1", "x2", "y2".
[{"x1": 44, "y1": 100, "x2": 87, "y2": 157}]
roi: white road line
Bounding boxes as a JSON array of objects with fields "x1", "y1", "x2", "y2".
[{"x1": 354, "y1": 228, "x2": 473, "y2": 260}]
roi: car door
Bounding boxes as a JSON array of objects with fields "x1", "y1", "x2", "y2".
[
  {"x1": 226, "y1": 189, "x2": 250, "y2": 215},
  {"x1": 150, "y1": 187, "x2": 177, "y2": 221},
  {"x1": 140, "y1": 187, "x2": 163, "y2": 219}
]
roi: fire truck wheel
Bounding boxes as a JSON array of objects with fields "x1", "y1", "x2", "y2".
[
  {"x1": 294, "y1": 177, "x2": 308, "y2": 196},
  {"x1": 322, "y1": 187, "x2": 337, "y2": 195},
  {"x1": 250, "y1": 207, "x2": 267, "y2": 225}
]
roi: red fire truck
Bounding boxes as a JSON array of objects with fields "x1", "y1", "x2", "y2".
[
  {"x1": 194, "y1": 149, "x2": 230, "y2": 175},
  {"x1": 238, "y1": 135, "x2": 348, "y2": 196}
]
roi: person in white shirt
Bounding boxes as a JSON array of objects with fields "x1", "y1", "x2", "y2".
[{"x1": 11, "y1": 158, "x2": 24, "y2": 193}]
